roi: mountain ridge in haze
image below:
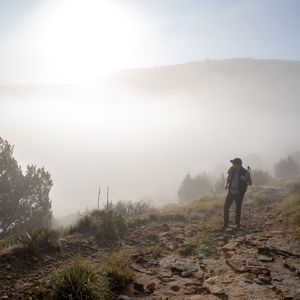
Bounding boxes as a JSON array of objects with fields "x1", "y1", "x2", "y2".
[{"x1": 111, "y1": 58, "x2": 300, "y2": 112}]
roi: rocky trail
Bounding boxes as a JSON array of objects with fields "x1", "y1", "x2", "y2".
[{"x1": 1, "y1": 188, "x2": 300, "y2": 299}]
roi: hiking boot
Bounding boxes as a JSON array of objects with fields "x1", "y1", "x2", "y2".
[{"x1": 222, "y1": 225, "x2": 228, "y2": 230}]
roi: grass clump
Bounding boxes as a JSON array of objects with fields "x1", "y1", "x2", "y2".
[
  {"x1": 68, "y1": 215, "x2": 96, "y2": 234},
  {"x1": 94, "y1": 211, "x2": 127, "y2": 245},
  {"x1": 68, "y1": 210, "x2": 128, "y2": 245},
  {"x1": 194, "y1": 237, "x2": 215, "y2": 257},
  {"x1": 198, "y1": 213, "x2": 223, "y2": 233},
  {"x1": 49, "y1": 251, "x2": 132, "y2": 300},
  {"x1": 185, "y1": 235, "x2": 215, "y2": 257},
  {"x1": 170, "y1": 195, "x2": 223, "y2": 216},
  {"x1": 10, "y1": 228, "x2": 60, "y2": 256},
  {"x1": 275, "y1": 192, "x2": 300, "y2": 237},
  {"x1": 50, "y1": 259, "x2": 111, "y2": 300},
  {"x1": 99, "y1": 251, "x2": 133, "y2": 292}
]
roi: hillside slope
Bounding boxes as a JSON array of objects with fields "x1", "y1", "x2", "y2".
[{"x1": 1, "y1": 184, "x2": 300, "y2": 299}]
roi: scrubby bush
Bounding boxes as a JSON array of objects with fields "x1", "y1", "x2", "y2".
[
  {"x1": 99, "y1": 252, "x2": 133, "y2": 292},
  {"x1": 274, "y1": 156, "x2": 299, "y2": 179},
  {"x1": 50, "y1": 259, "x2": 111, "y2": 300},
  {"x1": 251, "y1": 169, "x2": 271, "y2": 186},
  {"x1": 69, "y1": 210, "x2": 128, "y2": 245},
  {"x1": 20, "y1": 228, "x2": 60, "y2": 254},
  {"x1": 112, "y1": 199, "x2": 152, "y2": 216},
  {"x1": 69, "y1": 214, "x2": 96, "y2": 234},
  {"x1": 275, "y1": 192, "x2": 300, "y2": 237}
]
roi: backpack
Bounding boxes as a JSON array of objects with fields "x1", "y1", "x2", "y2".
[{"x1": 228, "y1": 166, "x2": 252, "y2": 193}]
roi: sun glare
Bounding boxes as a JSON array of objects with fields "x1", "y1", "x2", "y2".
[{"x1": 38, "y1": 0, "x2": 140, "y2": 83}]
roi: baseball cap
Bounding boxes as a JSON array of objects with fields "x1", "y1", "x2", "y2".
[{"x1": 230, "y1": 157, "x2": 242, "y2": 165}]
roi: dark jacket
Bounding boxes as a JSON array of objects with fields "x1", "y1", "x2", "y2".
[{"x1": 227, "y1": 166, "x2": 251, "y2": 194}]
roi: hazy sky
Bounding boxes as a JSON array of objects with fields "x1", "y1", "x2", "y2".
[
  {"x1": 1, "y1": 0, "x2": 300, "y2": 84},
  {"x1": 1, "y1": 1, "x2": 300, "y2": 217}
]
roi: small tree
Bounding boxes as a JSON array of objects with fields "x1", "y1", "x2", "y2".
[
  {"x1": 274, "y1": 156, "x2": 299, "y2": 179},
  {"x1": 212, "y1": 173, "x2": 226, "y2": 194},
  {"x1": 251, "y1": 169, "x2": 271, "y2": 186},
  {"x1": 0, "y1": 138, "x2": 24, "y2": 235},
  {"x1": 178, "y1": 173, "x2": 211, "y2": 203},
  {"x1": 0, "y1": 137, "x2": 53, "y2": 236}
]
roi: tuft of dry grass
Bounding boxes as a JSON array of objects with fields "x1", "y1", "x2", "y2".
[
  {"x1": 50, "y1": 259, "x2": 111, "y2": 300},
  {"x1": 99, "y1": 251, "x2": 133, "y2": 292},
  {"x1": 274, "y1": 192, "x2": 300, "y2": 237}
]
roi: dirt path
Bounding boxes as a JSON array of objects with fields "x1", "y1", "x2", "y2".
[
  {"x1": 0, "y1": 190, "x2": 300, "y2": 299},
  {"x1": 124, "y1": 201, "x2": 300, "y2": 299}
]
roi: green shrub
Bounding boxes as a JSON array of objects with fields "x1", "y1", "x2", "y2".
[
  {"x1": 195, "y1": 237, "x2": 215, "y2": 256},
  {"x1": 94, "y1": 211, "x2": 128, "y2": 245},
  {"x1": 50, "y1": 259, "x2": 111, "y2": 300},
  {"x1": 186, "y1": 235, "x2": 215, "y2": 257},
  {"x1": 20, "y1": 228, "x2": 60, "y2": 254},
  {"x1": 0, "y1": 234, "x2": 18, "y2": 252},
  {"x1": 99, "y1": 252, "x2": 133, "y2": 292},
  {"x1": 275, "y1": 192, "x2": 300, "y2": 237},
  {"x1": 112, "y1": 199, "x2": 152, "y2": 216},
  {"x1": 68, "y1": 210, "x2": 128, "y2": 245},
  {"x1": 68, "y1": 215, "x2": 96, "y2": 234}
]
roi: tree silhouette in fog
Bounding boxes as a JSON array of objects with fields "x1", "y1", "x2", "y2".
[
  {"x1": 178, "y1": 173, "x2": 211, "y2": 203},
  {"x1": 251, "y1": 169, "x2": 271, "y2": 186},
  {"x1": 0, "y1": 137, "x2": 53, "y2": 236},
  {"x1": 274, "y1": 155, "x2": 299, "y2": 179},
  {"x1": 212, "y1": 173, "x2": 226, "y2": 194}
]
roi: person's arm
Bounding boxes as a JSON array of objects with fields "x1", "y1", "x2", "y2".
[{"x1": 225, "y1": 168, "x2": 231, "y2": 190}]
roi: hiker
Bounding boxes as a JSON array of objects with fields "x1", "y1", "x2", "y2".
[{"x1": 223, "y1": 157, "x2": 252, "y2": 229}]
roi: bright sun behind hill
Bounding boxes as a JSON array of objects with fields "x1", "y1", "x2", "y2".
[{"x1": 34, "y1": 0, "x2": 144, "y2": 83}]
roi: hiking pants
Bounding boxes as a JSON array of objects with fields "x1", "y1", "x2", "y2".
[{"x1": 224, "y1": 192, "x2": 244, "y2": 226}]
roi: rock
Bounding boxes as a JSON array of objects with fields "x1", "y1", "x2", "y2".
[
  {"x1": 161, "y1": 224, "x2": 170, "y2": 232},
  {"x1": 257, "y1": 274, "x2": 272, "y2": 284},
  {"x1": 171, "y1": 284, "x2": 180, "y2": 292},
  {"x1": 221, "y1": 277, "x2": 233, "y2": 284},
  {"x1": 166, "y1": 243, "x2": 176, "y2": 251},
  {"x1": 203, "y1": 276, "x2": 225, "y2": 294},
  {"x1": 131, "y1": 263, "x2": 148, "y2": 273},
  {"x1": 225, "y1": 251, "x2": 235, "y2": 258},
  {"x1": 222, "y1": 241, "x2": 239, "y2": 252},
  {"x1": 181, "y1": 270, "x2": 194, "y2": 278},
  {"x1": 134, "y1": 282, "x2": 145, "y2": 294},
  {"x1": 226, "y1": 258, "x2": 247, "y2": 273},
  {"x1": 246, "y1": 258, "x2": 260, "y2": 267},
  {"x1": 188, "y1": 295, "x2": 220, "y2": 300},
  {"x1": 160, "y1": 271, "x2": 173, "y2": 278},
  {"x1": 170, "y1": 258, "x2": 198, "y2": 276},
  {"x1": 254, "y1": 278, "x2": 264, "y2": 285},
  {"x1": 258, "y1": 254, "x2": 274, "y2": 262},
  {"x1": 117, "y1": 296, "x2": 133, "y2": 300},
  {"x1": 146, "y1": 282, "x2": 156, "y2": 293}
]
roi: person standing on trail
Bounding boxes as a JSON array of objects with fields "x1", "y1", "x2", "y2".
[{"x1": 223, "y1": 157, "x2": 252, "y2": 229}]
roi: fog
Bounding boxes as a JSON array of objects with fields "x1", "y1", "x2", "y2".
[{"x1": 1, "y1": 59, "x2": 300, "y2": 216}]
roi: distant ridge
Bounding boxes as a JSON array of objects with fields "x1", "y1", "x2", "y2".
[{"x1": 110, "y1": 58, "x2": 300, "y2": 114}]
